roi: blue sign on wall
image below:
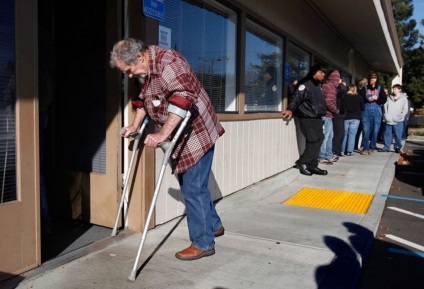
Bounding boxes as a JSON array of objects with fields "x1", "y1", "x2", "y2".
[{"x1": 143, "y1": 0, "x2": 165, "y2": 21}]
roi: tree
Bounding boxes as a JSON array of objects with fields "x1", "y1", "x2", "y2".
[{"x1": 392, "y1": 0, "x2": 424, "y2": 106}]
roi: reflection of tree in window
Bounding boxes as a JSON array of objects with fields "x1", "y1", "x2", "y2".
[
  {"x1": 287, "y1": 43, "x2": 310, "y2": 86},
  {"x1": 245, "y1": 25, "x2": 282, "y2": 111},
  {"x1": 250, "y1": 53, "x2": 279, "y2": 106}
]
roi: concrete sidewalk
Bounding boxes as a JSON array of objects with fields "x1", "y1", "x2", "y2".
[{"x1": 3, "y1": 146, "x2": 399, "y2": 289}]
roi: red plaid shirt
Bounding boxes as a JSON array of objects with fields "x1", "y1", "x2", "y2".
[{"x1": 132, "y1": 46, "x2": 225, "y2": 174}]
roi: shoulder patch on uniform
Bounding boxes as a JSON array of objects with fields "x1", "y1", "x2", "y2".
[
  {"x1": 298, "y1": 84, "x2": 305, "y2": 91},
  {"x1": 272, "y1": 85, "x2": 277, "y2": 92}
]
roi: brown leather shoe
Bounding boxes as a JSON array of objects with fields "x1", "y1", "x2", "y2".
[
  {"x1": 213, "y1": 226, "x2": 225, "y2": 237},
  {"x1": 175, "y1": 246, "x2": 215, "y2": 261}
]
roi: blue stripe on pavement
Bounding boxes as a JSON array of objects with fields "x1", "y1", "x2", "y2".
[
  {"x1": 381, "y1": 194, "x2": 424, "y2": 203},
  {"x1": 389, "y1": 247, "x2": 424, "y2": 258}
]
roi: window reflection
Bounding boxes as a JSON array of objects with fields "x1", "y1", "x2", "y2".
[
  {"x1": 244, "y1": 19, "x2": 283, "y2": 112},
  {"x1": 159, "y1": 0, "x2": 237, "y2": 112},
  {"x1": 286, "y1": 43, "x2": 310, "y2": 102}
]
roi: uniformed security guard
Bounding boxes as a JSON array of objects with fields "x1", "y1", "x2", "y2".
[{"x1": 281, "y1": 63, "x2": 328, "y2": 176}]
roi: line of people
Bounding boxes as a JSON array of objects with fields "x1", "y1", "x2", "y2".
[{"x1": 283, "y1": 65, "x2": 414, "y2": 176}]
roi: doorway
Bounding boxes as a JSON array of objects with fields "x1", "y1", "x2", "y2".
[{"x1": 38, "y1": 0, "x2": 121, "y2": 262}]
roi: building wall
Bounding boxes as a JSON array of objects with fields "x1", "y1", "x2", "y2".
[
  {"x1": 154, "y1": 118, "x2": 299, "y2": 224},
  {"x1": 150, "y1": 0, "x2": 373, "y2": 226},
  {"x1": 151, "y1": 0, "x2": 374, "y2": 226}
]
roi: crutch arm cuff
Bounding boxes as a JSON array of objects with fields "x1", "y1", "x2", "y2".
[{"x1": 168, "y1": 104, "x2": 187, "y2": 118}]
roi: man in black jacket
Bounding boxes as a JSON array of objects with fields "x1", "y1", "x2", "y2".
[{"x1": 282, "y1": 63, "x2": 328, "y2": 176}]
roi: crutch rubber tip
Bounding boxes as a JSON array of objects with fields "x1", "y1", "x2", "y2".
[{"x1": 128, "y1": 271, "x2": 136, "y2": 281}]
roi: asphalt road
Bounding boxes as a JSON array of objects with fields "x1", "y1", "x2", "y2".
[{"x1": 358, "y1": 138, "x2": 424, "y2": 289}]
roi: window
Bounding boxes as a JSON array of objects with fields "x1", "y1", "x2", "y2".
[
  {"x1": 159, "y1": 0, "x2": 237, "y2": 112},
  {"x1": 244, "y1": 19, "x2": 283, "y2": 112},
  {"x1": 286, "y1": 42, "x2": 310, "y2": 101},
  {"x1": 286, "y1": 42, "x2": 310, "y2": 85},
  {"x1": 0, "y1": 0, "x2": 16, "y2": 203}
]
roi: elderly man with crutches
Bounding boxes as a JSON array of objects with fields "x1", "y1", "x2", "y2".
[{"x1": 110, "y1": 38, "x2": 225, "y2": 272}]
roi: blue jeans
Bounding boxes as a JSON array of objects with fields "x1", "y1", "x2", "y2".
[
  {"x1": 361, "y1": 108, "x2": 382, "y2": 150},
  {"x1": 383, "y1": 122, "x2": 404, "y2": 151},
  {"x1": 319, "y1": 117, "x2": 334, "y2": 159},
  {"x1": 177, "y1": 146, "x2": 222, "y2": 251},
  {"x1": 402, "y1": 117, "x2": 409, "y2": 139},
  {"x1": 342, "y1": 119, "x2": 360, "y2": 153}
]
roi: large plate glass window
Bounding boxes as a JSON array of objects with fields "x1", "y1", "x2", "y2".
[
  {"x1": 244, "y1": 19, "x2": 283, "y2": 112},
  {"x1": 0, "y1": 0, "x2": 16, "y2": 203},
  {"x1": 159, "y1": 0, "x2": 237, "y2": 112}
]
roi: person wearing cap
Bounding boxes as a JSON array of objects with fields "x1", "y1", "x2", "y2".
[
  {"x1": 282, "y1": 63, "x2": 328, "y2": 176},
  {"x1": 110, "y1": 38, "x2": 225, "y2": 261},
  {"x1": 358, "y1": 72, "x2": 387, "y2": 155}
]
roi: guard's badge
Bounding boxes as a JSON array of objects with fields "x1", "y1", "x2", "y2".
[
  {"x1": 272, "y1": 85, "x2": 277, "y2": 92},
  {"x1": 298, "y1": 84, "x2": 306, "y2": 91}
]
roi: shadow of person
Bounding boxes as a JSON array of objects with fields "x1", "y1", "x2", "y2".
[
  {"x1": 343, "y1": 222, "x2": 374, "y2": 263},
  {"x1": 315, "y1": 235, "x2": 361, "y2": 289}
]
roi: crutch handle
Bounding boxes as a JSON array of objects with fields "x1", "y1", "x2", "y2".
[
  {"x1": 120, "y1": 117, "x2": 150, "y2": 138},
  {"x1": 158, "y1": 141, "x2": 171, "y2": 152},
  {"x1": 120, "y1": 129, "x2": 145, "y2": 139}
]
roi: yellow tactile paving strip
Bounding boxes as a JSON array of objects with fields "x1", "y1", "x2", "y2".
[{"x1": 283, "y1": 188, "x2": 374, "y2": 214}]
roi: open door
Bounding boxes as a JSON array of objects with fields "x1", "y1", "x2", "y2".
[{"x1": 44, "y1": 0, "x2": 122, "y2": 227}]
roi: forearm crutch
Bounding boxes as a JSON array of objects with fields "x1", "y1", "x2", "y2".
[
  {"x1": 111, "y1": 116, "x2": 150, "y2": 237},
  {"x1": 128, "y1": 110, "x2": 191, "y2": 281}
]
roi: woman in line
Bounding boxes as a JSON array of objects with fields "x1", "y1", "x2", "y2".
[{"x1": 341, "y1": 84, "x2": 365, "y2": 155}]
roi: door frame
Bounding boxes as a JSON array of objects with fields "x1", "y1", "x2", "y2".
[{"x1": 0, "y1": 0, "x2": 40, "y2": 278}]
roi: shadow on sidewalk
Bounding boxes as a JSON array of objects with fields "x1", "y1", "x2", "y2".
[{"x1": 358, "y1": 139, "x2": 424, "y2": 289}]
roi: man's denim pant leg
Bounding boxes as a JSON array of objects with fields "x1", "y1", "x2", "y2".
[
  {"x1": 319, "y1": 117, "x2": 334, "y2": 159},
  {"x1": 361, "y1": 108, "x2": 382, "y2": 150},
  {"x1": 383, "y1": 122, "x2": 404, "y2": 151},
  {"x1": 177, "y1": 146, "x2": 221, "y2": 251}
]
